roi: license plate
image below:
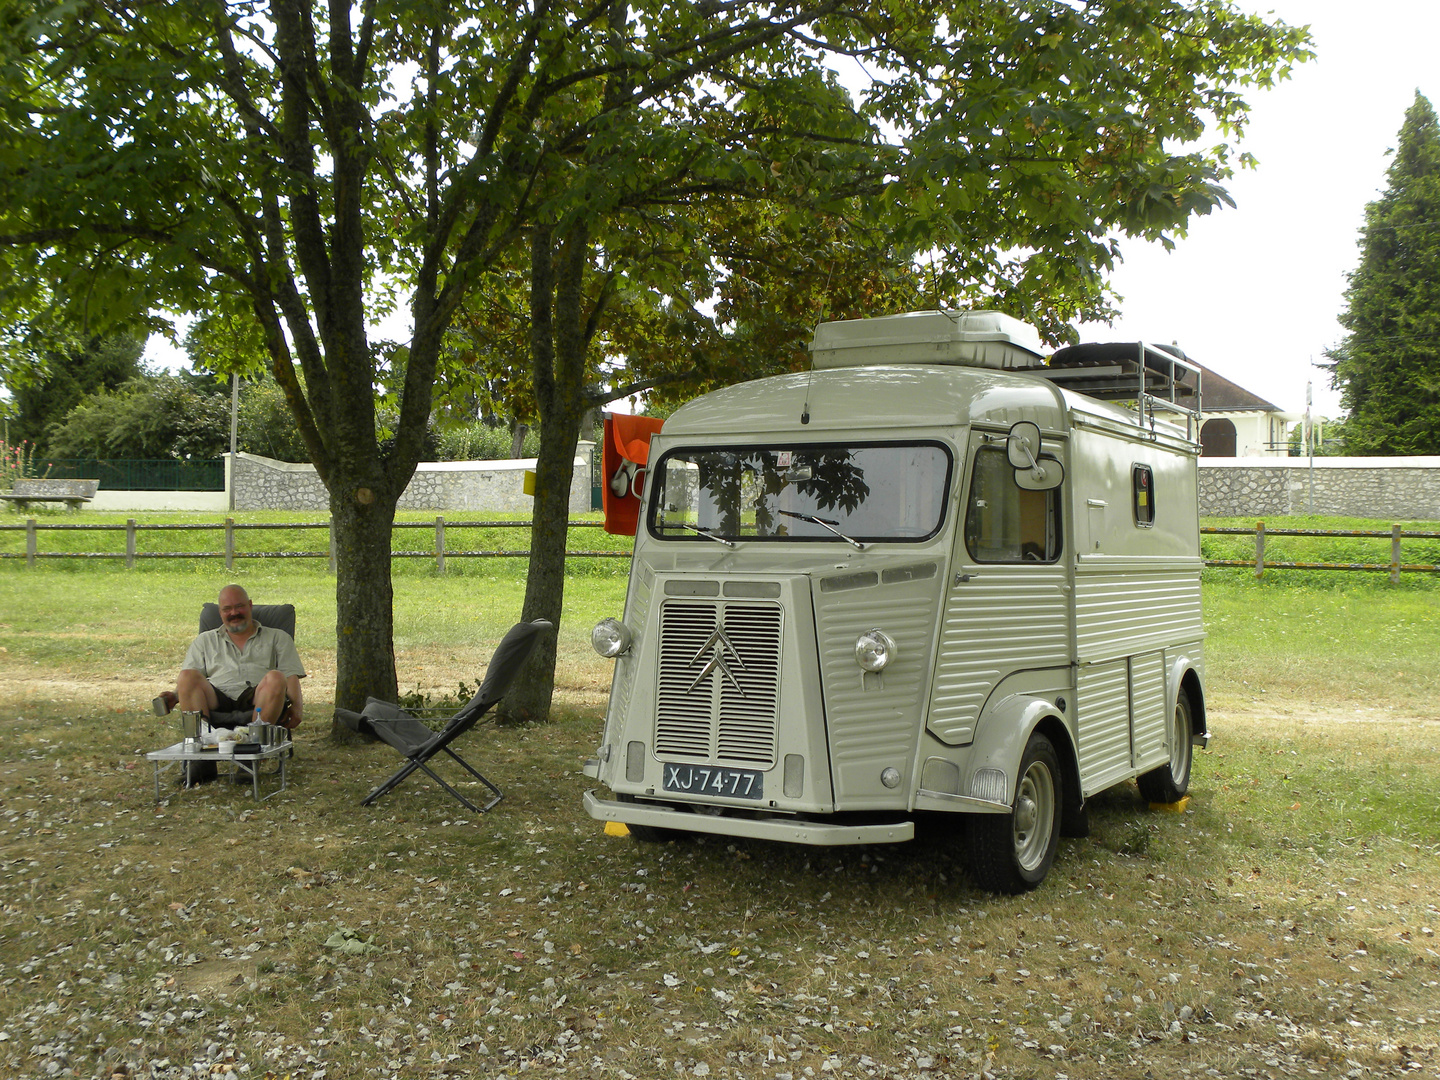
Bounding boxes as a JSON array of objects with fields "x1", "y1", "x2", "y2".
[{"x1": 662, "y1": 762, "x2": 764, "y2": 800}]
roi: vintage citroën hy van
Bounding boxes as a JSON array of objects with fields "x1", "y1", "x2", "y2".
[{"x1": 583, "y1": 310, "x2": 1209, "y2": 893}]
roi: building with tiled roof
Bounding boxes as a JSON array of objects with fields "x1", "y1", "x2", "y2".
[{"x1": 1193, "y1": 362, "x2": 1301, "y2": 457}]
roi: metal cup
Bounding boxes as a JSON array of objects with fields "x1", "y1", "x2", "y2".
[
  {"x1": 179, "y1": 711, "x2": 202, "y2": 740},
  {"x1": 183, "y1": 737, "x2": 201, "y2": 752}
]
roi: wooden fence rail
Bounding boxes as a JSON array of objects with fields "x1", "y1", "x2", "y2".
[
  {"x1": 0, "y1": 517, "x2": 631, "y2": 571},
  {"x1": 5, "y1": 517, "x2": 1438, "y2": 579},
  {"x1": 1200, "y1": 523, "x2": 1440, "y2": 581}
]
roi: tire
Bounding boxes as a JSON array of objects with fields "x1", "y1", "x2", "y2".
[
  {"x1": 1138, "y1": 689, "x2": 1194, "y2": 804},
  {"x1": 967, "y1": 732, "x2": 1062, "y2": 894}
]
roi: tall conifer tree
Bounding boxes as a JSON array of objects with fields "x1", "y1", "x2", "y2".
[{"x1": 1329, "y1": 93, "x2": 1440, "y2": 454}]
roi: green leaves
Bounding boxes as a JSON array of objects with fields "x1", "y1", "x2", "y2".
[
  {"x1": 44, "y1": 370, "x2": 231, "y2": 460},
  {"x1": 857, "y1": 0, "x2": 1310, "y2": 336},
  {"x1": 1, "y1": 0, "x2": 1314, "y2": 416}
]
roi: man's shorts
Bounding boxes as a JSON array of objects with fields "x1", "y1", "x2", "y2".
[{"x1": 213, "y1": 684, "x2": 295, "y2": 728}]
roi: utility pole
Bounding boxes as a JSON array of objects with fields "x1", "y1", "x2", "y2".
[
  {"x1": 229, "y1": 373, "x2": 239, "y2": 512},
  {"x1": 1305, "y1": 380, "x2": 1314, "y2": 514}
]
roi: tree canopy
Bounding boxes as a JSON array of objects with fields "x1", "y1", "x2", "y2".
[
  {"x1": 1327, "y1": 92, "x2": 1440, "y2": 456},
  {"x1": 1, "y1": 331, "x2": 145, "y2": 452},
  {"x1": 0, "y1": 0, "x2": 1310, "y2": 717}
]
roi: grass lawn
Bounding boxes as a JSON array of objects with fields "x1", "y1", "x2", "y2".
[{"x1": 1, "y1": 529, "x2": 1437, "y2": 1079}]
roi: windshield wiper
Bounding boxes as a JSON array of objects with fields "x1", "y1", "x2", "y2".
[
  {"x1": 676, "y1": 522, "x2": 736, "y2": 547},
  {"x1": 778, "y1": 510, "x2": 866, "y2": 550}
]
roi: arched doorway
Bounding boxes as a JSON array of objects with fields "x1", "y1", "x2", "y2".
[{"x1": 1200, "y1": 418, "x2": 1237, "y2": 457}]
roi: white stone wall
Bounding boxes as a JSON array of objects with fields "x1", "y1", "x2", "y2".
[
  {"x1": 232, "y1": 447, "x2": 595, "y2": 514},
  {"x1": 1199, "y1": 457, "x2": 1440, "y2": 520},
  {"x1": 91, "y1": 490, "x2": 229, "y2": 512}
]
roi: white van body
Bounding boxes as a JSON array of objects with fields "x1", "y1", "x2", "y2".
[{"x1": 583, "y1": 310, "x2": 1209, "y2": 892}]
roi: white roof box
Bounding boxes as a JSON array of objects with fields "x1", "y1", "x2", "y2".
[{"x1": 810, "y1": 309, "x2": 1046, "y2": 371}]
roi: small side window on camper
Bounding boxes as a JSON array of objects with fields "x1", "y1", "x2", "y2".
[
  {"x1": 1133, "y1": 464, "x2": 1155, "y2": 527},
  {"x1": 964, "y1": 448, "x2": 1062, "y2": 563}
]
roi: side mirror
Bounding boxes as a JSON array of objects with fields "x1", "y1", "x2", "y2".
[
  {"x1": 1007, "y1": 421, "x2": 1064, "y2": 491},
  {"x1": 1006, "y1": 421, "x2": 1042, "y2": 469}
]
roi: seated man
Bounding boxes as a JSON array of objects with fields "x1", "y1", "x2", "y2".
[{"x1": 172, "y1": 584, "x2": 306, "y2": 731}]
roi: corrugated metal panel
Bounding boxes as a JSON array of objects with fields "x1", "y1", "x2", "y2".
[
  {"x1": 1076, "y1": 659, "x2": 1132, "y2": 793},
  {"x1": 609, "y1": 571, "x2": 654, "y2": 733},
  {"x1": 1129, "y1": 651, "x2": 1167, "y2": 768},
  {"x1": 926, "y1": 567, "x2": 1071, "y2": 745},
  {"x1": 1074, "y1": 569, "x2": 1202, "y2": 662},
  {"x1": 814, "y1": 582, "x2": 942, "y2": 795}
]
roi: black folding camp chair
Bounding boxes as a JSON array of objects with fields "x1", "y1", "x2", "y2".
[
  {"x1": 338, "y1": 619, "x2": 551, "y2": 814},
  {"x1": 198, "y1": 603, "x2": 300, "y2": 728},
  {"x1": 152, "y1": 602, "x2": 298, "y2": 786},
  {"x1": 153, "y1": 603, "x2": 299, "y2": 728}
]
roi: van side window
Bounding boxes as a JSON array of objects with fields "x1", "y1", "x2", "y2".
[
  {"x1": 1133, "y1": 464, "x2": 1155, "y2": 527},
  {"x1": 964, "y1": 447, "x2": 1063, "y2": 563}
]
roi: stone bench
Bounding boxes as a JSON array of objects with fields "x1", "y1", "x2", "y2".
[{"x1": 0, "y1": 478, "x2": 100, "y2": 511}]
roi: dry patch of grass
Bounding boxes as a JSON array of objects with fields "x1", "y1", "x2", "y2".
[{"x1": 1, "y1": 699, "x2": 1437, "y2": 1080}]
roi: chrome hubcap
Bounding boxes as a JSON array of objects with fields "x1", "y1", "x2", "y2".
[
  {"x1": 1171, "y1": 702, "x2": 1192, "y2": 777},
  {"x1": 1013, "y1": 761, "x2": 1054, "y2": 871}
]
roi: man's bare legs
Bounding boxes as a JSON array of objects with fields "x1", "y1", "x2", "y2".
[
  {"x1": 176, "y1": 668, "x2": 219, "y2": 716},
  {"x1": 251, "y1": 670, "x2": 290, "y2": 725}
]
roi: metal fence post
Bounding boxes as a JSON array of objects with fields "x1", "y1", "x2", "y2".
[
  {"x1": 1391, "y1": 524, "x2": 1402, "y2": 584},
  {"x1": 26, "y1": 517, "x2": 36, "y2": 568},
  {"x1": 435, "y1": 516, "x2": 446, "y2": 574},
  {"x1": 1255, "y1": 520, "x2": 1265, "y2": 579},
  {"x1": 225, "y1": 517, "x2": 235, "y2": 571},
  {"x1": 126, "y1": 519, "x2": 137, "y2": 569}
]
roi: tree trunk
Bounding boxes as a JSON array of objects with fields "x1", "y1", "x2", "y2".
[
  {"x1": 327, "y1": 478, "x2": 401, "y2": 732},
  {"x1": 499, "y1": 411, "x2": 583, "y2": 723},
  {"x1": 496, "y1": 223, "x2": 592, "y2": 723}
]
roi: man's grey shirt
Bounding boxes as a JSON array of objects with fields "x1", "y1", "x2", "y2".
[{"x1": 181, "y1": 621, "x2": 306, "y2": 698}]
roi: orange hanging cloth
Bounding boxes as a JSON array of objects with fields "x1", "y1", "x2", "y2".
[{"x1": 601, "y1": 413, "x2": 665, "y2": 536}]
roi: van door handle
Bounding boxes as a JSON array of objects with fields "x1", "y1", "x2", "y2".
[{"x1": 954, "y1": 572, "x2": 979, "y2": 584}]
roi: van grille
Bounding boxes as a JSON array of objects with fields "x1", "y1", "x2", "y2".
[{"x1": 655, "y1": 600, "x2": 781, "y2": 767}]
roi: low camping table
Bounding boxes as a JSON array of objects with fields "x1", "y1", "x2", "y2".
[{"x1": 146, "y1": 741, "x2": 292, "y2": 802}]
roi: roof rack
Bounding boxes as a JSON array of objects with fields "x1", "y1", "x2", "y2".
[{"x1": 1039, "y1": 341, "x2": 1203, "y2": 441}]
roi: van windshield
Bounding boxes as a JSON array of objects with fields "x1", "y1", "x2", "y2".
[{"x1": 649, "y1": 442, "x2": 953, "y2": 543}]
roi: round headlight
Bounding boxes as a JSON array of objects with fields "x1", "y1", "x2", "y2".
[
  {"x1": 854, "y1": 629, "x2": 897, "y2": 672},
  {"x1": 591, "y1": 617, "x2": 633, "y2": 658}
]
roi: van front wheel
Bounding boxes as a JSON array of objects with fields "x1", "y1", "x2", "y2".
[
  {"x1": 1138, "y1": 691, "x2": 1194, "y2": 805},
  {"x1": 967, "y1": 733, "x2": 1062, "y2": 894}
]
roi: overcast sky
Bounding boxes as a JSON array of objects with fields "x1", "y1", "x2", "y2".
[
  {"x1": 144, "y1": 3, "x2": 1438, "y2": 421},
  {"x1": 1078, "y1": 1, "x2": 1440, "y2": 417}
]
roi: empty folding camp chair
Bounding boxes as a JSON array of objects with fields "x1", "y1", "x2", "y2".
[{"x1": 337, "y1": 619, "x2": 551, "y2": 813}]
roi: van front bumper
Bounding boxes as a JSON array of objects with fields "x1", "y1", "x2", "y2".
[{"x1": 583, "y1": 790, "x2": 915, "y2": 846}]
